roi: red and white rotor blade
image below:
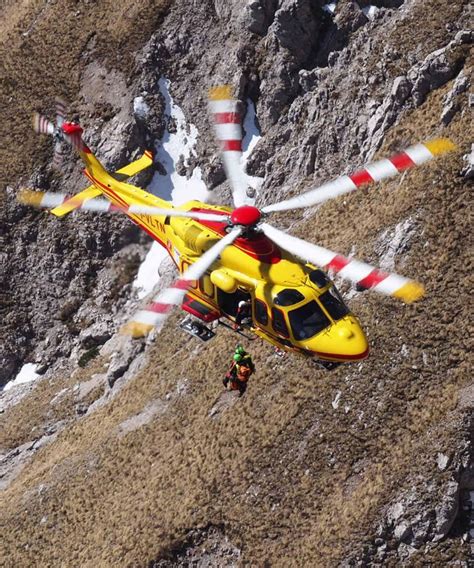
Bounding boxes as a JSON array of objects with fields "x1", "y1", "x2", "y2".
[
  {"x1": 209, "y1": 85, "x2": 248, "y2": 208},
  {"x1": 260, "y1": 223, "x2": 424, "y2": 303},
  {"x1": 32, "y1": 112, "x2": 54, "y2": 135},
  {"x1": 53, "y1": 141, "x2": 65, "y2": 168},
  {"x1": 122, "y1": 227, "x2": 242, "y2": 337},
  {"x1": 262, "y1": 139, "x2": 456, "y2": 214},
  {"x1": 17, "y1": 190, "x2": 230, "y2": 222}
]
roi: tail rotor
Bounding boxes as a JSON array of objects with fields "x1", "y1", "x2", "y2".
[
  {"x1": 33, "y1": 97, "x2": 70, "y2": 168},
  {"x1": 32, "y1": 112, "x2": 55, "y2": 136}
]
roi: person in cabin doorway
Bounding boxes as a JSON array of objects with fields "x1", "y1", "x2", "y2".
[{"x1": 233, "y1": 299, "x2": 252, "y2": 330}]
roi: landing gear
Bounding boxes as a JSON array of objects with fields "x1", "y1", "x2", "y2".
[{"x1": 179, "y1": 317, "x2": 216, "y2": 342}]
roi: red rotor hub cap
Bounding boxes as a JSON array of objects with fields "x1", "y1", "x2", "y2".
[
  {"x1": 62, "y1": 122, "x2": 83, "y2": 136},
  {"x1": 230, "y1": 205, "x2": 261, "y2": 227}
]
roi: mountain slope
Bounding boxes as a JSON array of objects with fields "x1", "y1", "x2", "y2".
[{"x1": 1, "y1": 0, "x2": 473, "y2": 566}]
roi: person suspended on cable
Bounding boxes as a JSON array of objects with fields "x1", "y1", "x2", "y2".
[{"x1": 223, "y1": 348, "x2": 255, "y2": 396}]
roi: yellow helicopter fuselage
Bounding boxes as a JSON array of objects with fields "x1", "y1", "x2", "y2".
[{"x1": 80, "y1": 152, "x2": 368, "y2": 363}]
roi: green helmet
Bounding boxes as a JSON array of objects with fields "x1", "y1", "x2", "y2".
[
  {"x1": 235, "y1": 345, "x2": 246, "y2": 356},
  {"x1": 233, "y1": 353, "x2": 243, "y2": 362}
]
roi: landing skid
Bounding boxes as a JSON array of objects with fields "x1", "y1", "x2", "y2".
[
  {"x1": 218, "y1": 320, "x2": 257, "y2": 341},
  {"x1": 179, "y1": 319, "x2": 216, "y2": 342}
]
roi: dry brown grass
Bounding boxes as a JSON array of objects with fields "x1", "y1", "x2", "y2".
[
  {"x1": 364, "y1": 0, "x2": 469, "y2": 77},
  {"x1": 0, "y1": 354, "x2": 109, "y2": 449}
]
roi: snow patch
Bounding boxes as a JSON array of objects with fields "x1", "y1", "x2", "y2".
[
  {"x1": 132, "y1": 77, "x2": 210, "y2": 297},
  {"x1": 3, "y1": 363, "x2": 40, "y2": 392},
  {"x1": 148, "y1": 77, "x2": 209, "y2": 204},
  {"x1": 133, "y1": 96, "x2": 150, "y2": 119},
  {"x1": 332, "y1": 390, "x2": 342, "y2": 409},
  {"x1": 132, "y1": 242, "x2": 169, "y2": 299},
  {"x1": 323, "y1": 2, "x2": 337, "y2": 14},
  {"x1": 241, "y1": 99, "x2": 264, "y2": 200},
  {"x1": 362, "y1": 5, "x2": 379, "y2": 20},
  {"x1": 436, "y1": 453, "x2": 450, "y2": 471}
]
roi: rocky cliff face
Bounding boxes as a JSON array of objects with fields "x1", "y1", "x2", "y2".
[{"x1": 1, "y1": 0, "x2": 473, "y2": 566}]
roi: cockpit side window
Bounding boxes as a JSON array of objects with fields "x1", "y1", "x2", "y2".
[
  {"x1": 274, "y1": 288, "x2": 305, "y2": 306},
  {"x1": 272, "y1": 307, "x2": 289, "y2": 337},
  {"x1": 309, "y1": 269, "x2": 330, "y2": 288},
  {"x1": 254, "y1": 299, "x2": 268, "y2": 326},
  {"x1": 319, "y1": 287, "x2": 349, "y2": 321},
  {"x1": 289, "y1": 301, "x2": 330, "y2": 341}
]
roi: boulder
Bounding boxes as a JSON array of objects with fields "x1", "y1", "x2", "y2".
[
  {"x1": 433, "y1": 480, "x2": 460, "y2": 541},
  {"x1": 242, "y1": 0, "x2": 278, "y2": 36},
  {"x1": 79, "y1": 322, "x2": 113, "y2": 349},
  {"x1": 441, "y1": 69, "x2": 469, "y2": 125},
  {"x1": 461, "y1": 144, "x2": 474, "y2": 180}
]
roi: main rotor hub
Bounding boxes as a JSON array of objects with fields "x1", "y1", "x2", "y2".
[
  {"x1": 62, "y1": 122, "x2": 83, "y2": 136},
  {"x1": 230, "y1": 205, "x2": 262, "y2": 227}
]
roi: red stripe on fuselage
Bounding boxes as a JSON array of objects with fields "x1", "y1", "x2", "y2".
[{"x1": 314, "y1": 347, "x2": 369, "y2": 361}]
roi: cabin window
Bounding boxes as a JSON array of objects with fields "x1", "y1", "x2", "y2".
[
  {"x1": 254, "y1": 299, "x2": 268, "y2": 326},
  {"x1": 319, "y1": 287, "x2": 349, "y2": 321},
  {"x1": 288, "y1": 301, "x2": 330, "y2": 341},
  {"x1": 274, "y1": 288, "x2": 305, "y2": 306},
  {"x1": 309, "y1": 269, "x2": 330, "y2": 288},
  {"x1": 199, "y1": 275, "x2": 214, "y2": 298},
  {"x1": 272, "y1": 307, "x2": 289, "y2": 337}
]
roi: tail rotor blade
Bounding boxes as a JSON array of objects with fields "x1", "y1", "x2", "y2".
[
  {"x1": 33, "y1": 112, "x2": 54, "y2": 135},
  {"x1": 260, "y1": 223, "x2": 424, "y2": 303},
  {"x1": 209, "y1": 85, "x2": 249, "y2": 207},
  {"x1": 55, "y1": 97, "x2": 67, "y2": 128},
  {"x1": 122, "y1": 227, "x2": 242, "y2": 337},
  {"x1": 53, "y1": 141, "x2": 65, "y2": 168},
  {"x1": 262, "y1": 139, "x2": 456, "y2": 214}
]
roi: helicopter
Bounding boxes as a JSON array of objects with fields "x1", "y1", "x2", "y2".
[{"x1": 20, "y1": 86, "x2": 455, "y2": 367}]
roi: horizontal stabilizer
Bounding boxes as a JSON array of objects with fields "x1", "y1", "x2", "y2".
[
  {"x1": 113, "y1": 150, "x2": 154, "y2": 179},
  {"x1": 50, "y1": 185, "x2": 101, "y2": 217},
  {"x1": 50, "y1": 150, "x2": 154, "y2": 217}
]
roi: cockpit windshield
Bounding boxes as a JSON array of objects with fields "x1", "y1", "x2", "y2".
[
  {"x1": 274, "y1": 288, "x2": 305, "y2": 306},
  {"x1": 309, "y1": 269, "x2": 330, "y2": 288},
  {"x1": 319, "y1": 287, "x2": 349, "y2": 321},
  {"x1": 288, "y1": 300, "x2": 330, "y2": 341}
]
